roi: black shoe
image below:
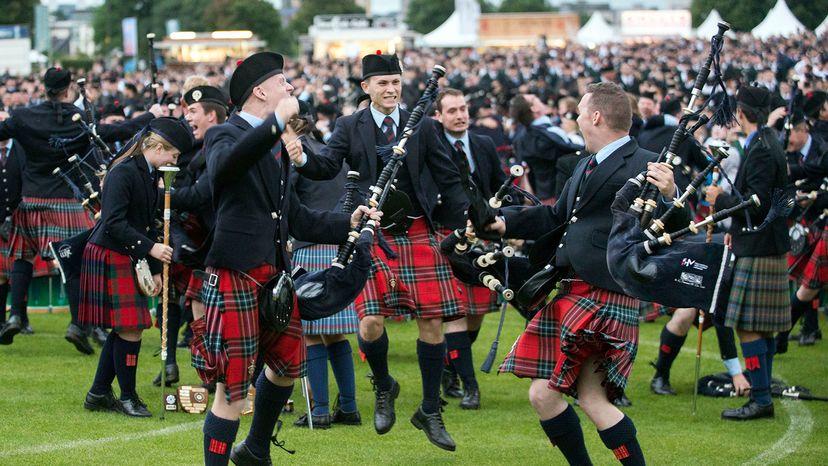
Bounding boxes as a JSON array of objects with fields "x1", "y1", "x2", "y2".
[
  {"x1": 331, "y1": 407, "x2": 362, "y2": 425},
  {"x1": 84, "y1": 390, "x2": 120, "y2": 412},
  {"x1": 372, "y1": 377, "x2": 400, "y2": 435},
  {"x1": 89, "y1": 326, "x2": 108, "y2": 347},
  {"x1": 789, "y1": 328, "x2": 822, "y2": 342},
  {"x1": 65, "y1": 323, "x2": 94, "y2": 355},
  {"x1": 118, "y1": 396, "x2": 152, "y2": 417},
  {"x1": 799, "y1": 332, "x2": 817, "y2": 346},
  {"x1": 650, "y1": 376, "x2": 676, "y2": 395},
  {"x1": 722, "y1": 400, "x2": 774, "y2": 420},
  {"x1": 613, "y1": 394, "x2": 632, "y2": 407},
  {"x1": 152, "y1": 363, "x2": 180, "y2": 387},
  {"x1": 441, "y1": 367, "x2": 463, "y2": 398},
  {"x1": 230, "y1": 439, "x2": 272, "y2": 466},
  {"x1": 293, "y1": 412, "x2": 331, "y2": 429},
  {"x1": 410, "y1": 405, "x2": 456, "y2": 452},
  {"x1": 459, "y1": 387, "x2": 480, "y2": 410},
  {"x1": 19, "y1": 324, "x2": 33, "y2": 335},
  {"x1": 0, "y1": 315, "x2": 21, "y2": 345},
  {"x1": 776, "y1": 333, "x2": 789, "y2": 354}
]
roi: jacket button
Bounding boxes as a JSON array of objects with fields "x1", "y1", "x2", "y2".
[
  {"x1": 146, "y1": 227, "x2": 150, "y2": 232},
  {"x1": 137, "y1": 240, "x2": 141, "y2": 244},
  {"x1": 571, "y1": 216, "x2": 578, "y2": 223},
  {"x1": 558, "y1": 243, "x2": 564, "y2": 249},
  {"x1": 271, "y1": 212, "x2": 278, "y2": 219}
]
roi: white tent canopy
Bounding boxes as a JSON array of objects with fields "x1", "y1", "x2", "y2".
[
  {"x1": 751, "y1": 0, "x2": 806, "y2": 39},
  {"x1": 695, "y1": 9, "x2": 736, "y2": 39},
  {"x1": 420, "y1": 0, "x2": 480, "y2": 48},
  {"x1": 816, "y1": 14, "x2": 828, "y2": 36},
  {"x1": 576, "y1": 12, "x2": 615, "y2": 45}
]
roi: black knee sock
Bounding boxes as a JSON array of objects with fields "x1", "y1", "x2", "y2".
[
  {"x1": 245, "y1": 371, "x2": 293, "y2": 458},
  {"x1": 540, "y1": 405, "x2": 592, "y2": 466},
  {"x1": 764, "y1": 337, "x2": 776, "y2": 387},
  {"x1": 445, "y1": 331, "x2": 478, "y2": 391},
  {"x1": 598, "y1": 415, "x2": 646, "y2": 466},
  {"x1": 0, "y1": 282, "x2": 9, "y2": 322},
  {"x1": 358, "y1": 329, "x2": 392, "y2": 391},
  {"x1": 654, "y1": 326, "x2": 686, "y2": 380},
  {"x1": 802, "y1": 303, "x2": 819, "y2": 335},
  {"x1": 781, "y1": 294, "x2": 812, "y2": 338},
  {"x1": 203, "y1": 411, "x2": 240, "y2": 466},
  {"x1": 741, "y1": 339, "x2": 771, "y2": 406},
  {"x1": 156, "y1": 302, "x2": 181, "y2": 364},
  {"x1": 468, "y1": 328, "x2": 480, "y2": 345},
  {"x1": 112, "y1": 335, "x2": 142, "y2": 400},
  {"x1": 90, "y1": 331, "x2": 117, "y2": 395},
  {"x1": 417, "y1": 339, "x2": 446, "y2": 414},
  {"x1": 9, "y1": 260, "x2": 33, "y2": 324},
  {"x1": 66, "y1": 276, "x2": 81, "y2": 326}
]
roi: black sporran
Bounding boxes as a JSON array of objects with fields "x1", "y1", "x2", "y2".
[{"x1": 257, "y1": 272, "x2": 295, "y2": 333}]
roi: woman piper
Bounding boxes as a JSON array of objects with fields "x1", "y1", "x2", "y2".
[{"x1": 80, "y1": 117, "x2": 193, "y2": 417}]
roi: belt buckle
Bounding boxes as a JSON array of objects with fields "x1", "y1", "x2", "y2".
[{"x1": 207, "y1": 273, "x2": 218, "y2": 287}]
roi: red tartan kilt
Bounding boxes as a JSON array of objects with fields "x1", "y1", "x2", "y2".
[
  {"x1": 78, "y1": 243, "x2": 152, "y2": 332},
  {"x1": 9, "y1": 197, "x2": 94, "y2": 261},
  {"x1": 171, "y1": 262, "x2": 192, "y2": 295},
  {"x1": 185, "y1": 273, "x2": 204, "y2": 303},
  {"x1": 500, "y1": 279, "x2": 639, "y2": 401},
  {"x1": 190, "y1": 264, "x2": 304, "y2": 403},
  {"x1": 459, "y1": 281, "x2": 499, "y2": 316},
  {"x1": 355, "y1": 218, "x2": 463, "y2": 320},
  {"x1": 789, "y1": 225, "x2": 828, "y2": 289}
]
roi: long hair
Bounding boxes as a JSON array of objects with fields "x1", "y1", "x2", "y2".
[{"x1": 106, "y1": 131, "x2": 175, "y2": 177}]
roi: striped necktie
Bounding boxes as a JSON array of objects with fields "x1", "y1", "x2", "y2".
[
  {"x1": 584, "y1": 155, "x2": 597, "y2": 177},
  {"x1": 382, "y1": 116, "x2": 395, "y2": 143}
]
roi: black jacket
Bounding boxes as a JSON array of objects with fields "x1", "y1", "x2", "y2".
[
  {"x1": 436, "y1": 128, "x2": 506, "y2": 200},
  {"x1": 786, "y1": 134, "x2": 828, "y2": 190},
  {"x1": 0, "y1": 141, "x2": 26, "y2": 218},
  {"x1": 0, "y1": 102, "x2": 153, "y2": 198},
  {"x1": 89, "y1": 154, "x2": 162, "y2": 273},
  {"x1": 205, "y1": 113, "x2": 351, "y2": 272},
  {"x1": 503, "y1": 138, "x2": 690, "y2": 295},
  {"x1": 295, "y1": 107, "x2": 468, "y2": 230},
  {"x1": 715, "y1": 127, "x2": 790, "y2": 257},
  {"x1": 637, "y1": 115, "x2": 706, "y2": 190},
  {"x1": 512, "y1": 122, "x2": 582, "y2": 200}
]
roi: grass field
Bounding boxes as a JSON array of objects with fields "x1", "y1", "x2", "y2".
[{"x1": 0, "y1": 309, "x2": 825, "y2": 465}]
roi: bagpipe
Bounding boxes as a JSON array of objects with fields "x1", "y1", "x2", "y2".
[
  {"x1": 289, "y1": 66, "x2": 448, "y2": 321},
  {"x1": 52, "y1": 153, "x2": 102, "y2": 220}
]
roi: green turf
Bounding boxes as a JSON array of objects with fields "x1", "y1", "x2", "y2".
[{"x1": 0, "y1": 310, "x2": 825, "y2": 465}]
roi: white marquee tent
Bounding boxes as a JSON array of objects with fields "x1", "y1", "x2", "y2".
[
  {"x1": 576, "y1": 12, "x2": 616, "y2": 45},
  {"x1": 695, "y1": 9, "x2": 736, "y2": 39},
  {"x1": 816, "y1": 14, "x2": 828, "y2": 36},
  {"x1": 420, "y1": 0, "x2": 480, "y2": 48},
  {"x1": 751, "y1": 0, "x2": 806, "y2": 39}
]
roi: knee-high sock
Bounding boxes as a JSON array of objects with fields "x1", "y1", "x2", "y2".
[
  {"x1": 445, "y1": 331, "x2": 478, "y2": 391},
  {"x1": 764, "y1": 336, "x2": 776, "y2": 389},
  {"x1": 156, "y1": 301, "x2": 181, "y2": 364},
  {"x1": 327, "y1": 339, "x2": 357, "y2": 413},
  {"x1": 203, "y1": 411, "x2": 240, "y2": 466},
  {"x1": 653, "y1": 326, "x2": 686, "y2": 380},
  {"x1": 358, "y1": 328, "x2": 391, "y2": 391},
  {"x1": 741, "y1": 339, "x2": 771, "y2": 406},
  {"x1": 9, "y1": 260, "x2": 33, "y2": 324},
  {"x1": 66, "y1": 276, "x2": 82, "y2": 326},
  {"x1": 598, "y1": 415, "x2": 646, "y2": 466},
  {"x1": 802, "y1": 301, "x2": 819, "y2": 335},
  {"x1": 305, "y1": 343, "x2": 329, "y2": 416},
  {"x1": 468, "y1": 328, "x2": 480, "y2": 345},
  {"x1": 0, "y1": 282, "x2": 9, "y2": 322},
  {"x1": 780, "y1": 294, "x2": 812, "y2": 339},
  {"x1": 90, "y1": 331, "x2": 117, "y2": 395},
  {"x1": 112, "y1": 335, "x2": 142, "y2": 400},
  {"x1": 540, "y1": 404, "x2": 592, "y2": 466},
  {"x1": 417, "y1": 339, "x2": 446, "y2": 414},
  {"x1": 244, "y1": 371, "x2": 293, "y2": 458}
]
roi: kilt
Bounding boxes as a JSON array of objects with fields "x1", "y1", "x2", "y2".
[
  {"x1": 185, "y1": 273, "x2": 204, "y2": 303},
  {"x1": 78, "y1": 243, "x2": 152, "y2": 332},
  {"x1": 0, "y1": 235, "x2": 13, "y2": 279},
  {"x1": 171, "y1": 262, "x2": 192, "y2": 297},
  {"x1": 293, "y1": 244, "x2": 359, "y2": 335},
  {"x1": 9, "y1": 197, "x2": 94, "y2": 261},
  {"x1": 724, "y1": 255, "x2": 790, "y2": 332},
  {"x1": 500, "y1": 279, "x2": 639, "y2": 401},
  {"x1": 190, "y1": 263, "x2": 305, "y2": 403},
  {"x1": 355, "y1": 218, "x2": 463, "y2": 321},
  {"x1": 789, "y1": 225, "x2": 828, "y2": 290},
  {"x1": 432, "y1": 227, "x2": 499, "y2": 316}
]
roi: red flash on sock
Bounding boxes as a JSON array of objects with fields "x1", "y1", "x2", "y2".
[
  {"x1": 125, "y1": 354, "x2": 138, "y2": 367},
  {"x1": 744, "y1": 355, "x2": 760, "y2": 371},
  {"x1": 660, "y1": 344, "x2": 672, "y2": 353},
  {"x1": 449, "y1": 350, "x2": 459, "y2": 360},
  {"x1": 613, "y1": 445, "x2": 630, "y2": 460},
  {"x1": 358, "y1": 350, "x2": 366, "y2": 362},
  {"x1": 208, "y1": 439, "x2": 227, "y2": 455}
]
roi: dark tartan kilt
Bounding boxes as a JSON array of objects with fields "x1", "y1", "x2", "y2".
[
  {"x1": 9, "y1": 197, "x2": 94, "y2": 261},
  {"x1": 171, "y1": 262, "x2": 192, "y2": 297},
  {"x1": 293, "y1": 244, "x2": 359, "y2": 335},
  {"x1": 500, "y1": 279, "x2": 639, "y2": 401},
  {"x1": 724, "y1": 255, "x2": 791, "y2": 332},
  {"x1": 185, "y1": 273, "x2": 204, "y2": 303},
  {"x1": 0, "y1": 234, "x2": 13, "y2": 279},
  {"x1": 355, "y1": 218, "x2": 463, "y2": 321},
  {"x1": 789, "y1": 225, "x2": 828, "y2": 290},
  {"x1": 190, "y1": 263, "x2": 304, "y2": 403},
  {"x1": 78, "y1": 243, "x2": 152, "y2": 332}
]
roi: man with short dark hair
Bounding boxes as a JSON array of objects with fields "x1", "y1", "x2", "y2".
[{"x1": 488, "y1": 82, "x2": 684, "y2": 465}]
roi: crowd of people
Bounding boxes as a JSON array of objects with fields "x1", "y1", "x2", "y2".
[{"x1": 0, "y1": 29, "x2": 827, "y2": 465}]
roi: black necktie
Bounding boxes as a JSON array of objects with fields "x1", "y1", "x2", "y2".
[
  {"x1": 382, "y1": 116, "x2": 395, "y2": 143},
  {"x1": 0, "y1": 147, "x2": 6, "y2": 167},
  {"x1": 454, "y1": 140, "x2": 471, "y2": 172}
]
